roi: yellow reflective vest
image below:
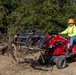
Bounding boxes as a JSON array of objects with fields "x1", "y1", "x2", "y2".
[{"x1": 61, "y1": 25, "x2": 76, "y2": 37}]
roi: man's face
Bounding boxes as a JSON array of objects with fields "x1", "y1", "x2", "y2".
[{"x1": 69, "y1": 23, "x2": 74, "y2": 26}]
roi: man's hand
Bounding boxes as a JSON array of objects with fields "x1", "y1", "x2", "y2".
[{"x1": 58, "y1": 32, "x2": 61, "y2": 35}]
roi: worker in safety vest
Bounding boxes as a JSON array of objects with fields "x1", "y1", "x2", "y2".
[{"x1": 60, "y1": 19, "x2": 76, "y2": 55}]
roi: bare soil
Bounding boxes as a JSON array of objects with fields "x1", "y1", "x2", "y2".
[{"x1": 0, "y1": 52, "x2": 76, "y2": 75}]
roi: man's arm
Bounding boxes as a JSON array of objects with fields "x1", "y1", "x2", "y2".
[{"x1": 60, "y1": 28, "x2": 68, "y2": 34}]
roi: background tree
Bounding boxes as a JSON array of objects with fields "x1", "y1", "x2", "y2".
[{"x1": 0, "y1": 0, "x2": 76, "y2": 36}]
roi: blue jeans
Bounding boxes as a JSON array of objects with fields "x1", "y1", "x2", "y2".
[{"x1": 69, "y1": 36, "x2": 76, "y2": 48}]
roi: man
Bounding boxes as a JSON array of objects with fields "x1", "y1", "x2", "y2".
[{"x1": 60, "y1": 19, "x2": 76, "y2": 56}]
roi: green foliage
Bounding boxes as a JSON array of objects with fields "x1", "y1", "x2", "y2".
[{"x1": 0, "y1": 0, "x2": 76, "y2": 35}]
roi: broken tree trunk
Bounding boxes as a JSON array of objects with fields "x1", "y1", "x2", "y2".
[{"x1": 0, "y1": 43, "x2": 8, "y2": 54}]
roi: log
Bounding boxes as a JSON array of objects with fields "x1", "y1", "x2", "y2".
[{"x1": 0, "y1": 43, "x2": 8, "y2": 54}]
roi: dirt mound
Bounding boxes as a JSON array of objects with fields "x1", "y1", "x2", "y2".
[{"x1": 0, "y1": 52, "x2": 76, "y2": 75}]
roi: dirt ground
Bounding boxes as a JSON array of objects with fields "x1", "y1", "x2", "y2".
[{"x1": 0, "y1": 52, "x2": 76, "y2": 75}]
